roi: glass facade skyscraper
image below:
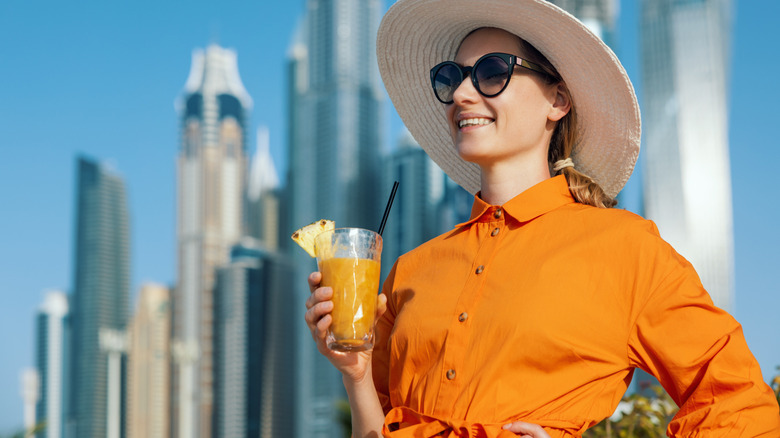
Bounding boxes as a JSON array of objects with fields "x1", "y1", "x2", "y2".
[
  {"x1": 68, "y1": 156, "x2": 130, "y2": 438},
  {"x1": 286, "y1": 1, "x2": 383, "y2": 436},
  {"x1": 35, "y1": 291, "x2": 68, "y2": 438},
  {"x1": 640, "y1": 0, "x2": 734, "y2": 310},
  {"x1": 288, "y1": 0, "x2": 383, "y2": 231},
  {"x1": 173, "y1": 44, "x2": 252, "y2": 438},
  {"x1": 213, "y1": 241, "x2": 295, "y2": 438},
  {"x1": 549, "y1": 0, "x2": 618, "y2": 45}
]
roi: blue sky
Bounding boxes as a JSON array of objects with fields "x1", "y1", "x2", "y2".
[{"x1": 1, "y1": 0, "x2": 778, "y2": 432}]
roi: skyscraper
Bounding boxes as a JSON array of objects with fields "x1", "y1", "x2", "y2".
[
  {"x1": 640, "y1": 0, "x2": 734, "y2": 310},
  {"x1": 548, "y1": 0, "x2": 618, "y2": 45},
  {"x1": 35, "y1": 290, "x2": 68, "y2": 438},
  {"x1": 247, "y1": 126, "x2": 281, "y2": 251},
  {"x1": 213, "y1": 240, "x2": 295, "y2": 438},
  {"x1": 127, "y1": 283, "x2": 170, "y2": 438},
  {"x1": 286, "y1": 1, "x2": 383, "y2": 436},
  {"x1": 68, "y1": 156, "x2": 130, "y2": 438},
  {"x1": 288, "y1": 0, "x2": 383, "y2": 230},
  {"x1": 173, "y1": 43, "x2": 252, "y2": 438},
  {"x1": 21, "y1": 368, "x2": 39, "y2": 435}
]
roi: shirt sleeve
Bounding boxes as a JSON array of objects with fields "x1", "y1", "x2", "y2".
[
  {"x1": 626, "y1": 221, "x2": 780, "y2": 437},
  {"x1": 373, "y1": 260, "x2": 398, "y2": 415}
]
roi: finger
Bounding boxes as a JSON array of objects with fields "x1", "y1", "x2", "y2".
[
  {"x1": 502, "y1": 422, "x2": 550, "y2": 438},
  {"x1": 315, "y1": 313, "x2": 332, "y2": 338},
  {"x1": 304, "y1": 300, "x2": 333, "y2": 328},
  {"x1": 305, "y1": 286, "x2": 333, "y2": 310},
  {"x1": 308, "y1": 271, "x2": 322, "y2": 293}
]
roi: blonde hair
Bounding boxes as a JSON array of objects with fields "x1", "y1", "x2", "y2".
[{"x1": 517, "y1": 38, "x2": 617, "y2": 208}]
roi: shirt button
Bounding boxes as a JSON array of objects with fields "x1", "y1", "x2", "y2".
[
  {"x1": 494, "y1": 209, "x2": 502, "y2": 219},
  {"x1": 475, "y1": 265, "x2": 484, "y2": 274},
  {"x1": 458, "y1": 312, "x2": 468, "y2": 322},
  {"x1": 491, "y1": 227, "x2": 500, "y2": 236},
  {"x1": 446, "y1": 369, "x2": 456, "y2": 380}
]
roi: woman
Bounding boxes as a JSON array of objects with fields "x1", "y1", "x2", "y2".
[{"x1": 304, "y1": 0, "x2": 780, "y2": 436}]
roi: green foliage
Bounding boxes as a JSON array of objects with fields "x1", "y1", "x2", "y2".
[
  {"x1": 336, "y1": 399, "x2": 352, "y2": 438},
  {"x1": 1, "y1": 421, "x2": 45, "y2": 438},
  {"x1": 584, "y1": 385, "x2": 677, "y2": 438},
  {"x1": 772, "y1": 366, "x2": 780, "y2": 406}
]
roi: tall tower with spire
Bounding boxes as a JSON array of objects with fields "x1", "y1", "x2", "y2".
[{"x1": 173, "y1": 44, "x2": 252, "y2": 438}]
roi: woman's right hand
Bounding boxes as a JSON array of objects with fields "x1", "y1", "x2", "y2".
[{"x1": 304, "y1": 271, "x2": 387, "y2": 383}]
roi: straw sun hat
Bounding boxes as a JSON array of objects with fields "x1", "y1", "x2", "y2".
[{"x1": 377, "y1": 0, "x2": 640, "y2": 199}]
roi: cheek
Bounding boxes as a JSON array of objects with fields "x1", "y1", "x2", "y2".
[
  {"x1": 444, "y1": 104, "x2": 456, "y2": 125},
  {"x1": 504, "y1": 94, "x2": 550, "y2": 133}
]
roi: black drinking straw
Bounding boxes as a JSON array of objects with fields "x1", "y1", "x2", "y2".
[{"x1": 377, "y1": 181, "x2": 400, "y2": 236}]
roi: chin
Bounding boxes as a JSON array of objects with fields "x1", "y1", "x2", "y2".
[{"x1": 455, "y1": 146, "x2": 491, "y2": 165}]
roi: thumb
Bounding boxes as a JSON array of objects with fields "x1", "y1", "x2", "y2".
[{"x1": 376, "y1": 293, "x2": 388, "y2": 317}]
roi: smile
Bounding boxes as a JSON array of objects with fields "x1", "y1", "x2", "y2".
[{"x1": 458, "y1": 118, "x2": 494, "y2": 128}]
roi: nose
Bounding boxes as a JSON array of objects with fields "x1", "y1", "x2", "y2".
[{"x1": 451, "y1": 74, "x2": 479, "y2": 105}]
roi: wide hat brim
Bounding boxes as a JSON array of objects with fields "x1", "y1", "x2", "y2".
[{"x1": 377, "y1": 0, "x2": 640, "y2": 199}]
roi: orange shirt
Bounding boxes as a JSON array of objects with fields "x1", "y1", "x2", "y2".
[{"x1": 373, "y1": 175, "x2": 780, "y2": 437}]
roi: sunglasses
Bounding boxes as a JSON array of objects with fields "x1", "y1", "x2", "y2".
[{"x1": 429, "y1": 52, "x2": 557, "y2": 104}]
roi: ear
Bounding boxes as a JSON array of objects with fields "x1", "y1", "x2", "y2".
[{"x1": 547, "y1": 83, "x2": 571, "y2": 122}]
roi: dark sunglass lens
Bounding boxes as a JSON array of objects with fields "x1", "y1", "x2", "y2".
[
  {"x1": 475, "y1": 56, "x2": 510, "y2": 96},
  {"x1": 433, "y1": 63, "x2": 462, "y2": 103}
]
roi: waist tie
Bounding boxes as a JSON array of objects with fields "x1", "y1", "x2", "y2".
[
  {"x1": 381, "y1": 406, "x2": 588, "y2": 438},
  {"x1": 382, "y1": 406, "x2": 512, "y2": 437}
]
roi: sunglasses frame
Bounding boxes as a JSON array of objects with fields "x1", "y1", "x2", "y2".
[{"x1": 429, "y1": 52, "x2": 558, "y2": 104}]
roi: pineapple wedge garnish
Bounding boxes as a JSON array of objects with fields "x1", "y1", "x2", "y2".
[{"x1": 291, "y1": 219, "x2": 335, "y2": 258}]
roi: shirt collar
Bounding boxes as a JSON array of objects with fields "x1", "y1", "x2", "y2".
[{"x1": 457, "y1": 175, "x2": 575, "y2": 227}]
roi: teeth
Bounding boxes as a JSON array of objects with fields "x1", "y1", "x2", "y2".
[{"x1": 458, "y1": 118, "x2": 493, "y2": 128}]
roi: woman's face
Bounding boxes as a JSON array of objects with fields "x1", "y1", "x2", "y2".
[{"x1": 445, "y1": 28, "x2": 567, "y2": 169}]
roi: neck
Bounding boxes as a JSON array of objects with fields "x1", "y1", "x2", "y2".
[{"x1": 478, "y1": 153, "x2": 551, "y2": 205}]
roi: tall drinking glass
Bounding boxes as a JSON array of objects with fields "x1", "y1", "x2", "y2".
[{"x1": 314, "y1": 228, "x2": 382, "y2": 352}]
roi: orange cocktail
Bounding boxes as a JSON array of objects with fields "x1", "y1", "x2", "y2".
[
  {"x1": 315, "y1": 228, "x2": 382, "y2": 352},
  {"x1": 319, "y1": 258, "x2": 380, "y2": 348}
]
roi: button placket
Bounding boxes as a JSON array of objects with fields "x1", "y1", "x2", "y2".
[{"x1": 437, "y1": 208, "x2": 504, "y2": 411}]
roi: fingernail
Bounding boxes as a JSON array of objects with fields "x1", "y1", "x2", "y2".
[{"x1": 502, "y1": 424, "x2": 510, "y2": 430}]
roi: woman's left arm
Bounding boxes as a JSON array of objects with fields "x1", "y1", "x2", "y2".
[{"x1": 627, "y1": 223, "x2": 780, "y2": 436}]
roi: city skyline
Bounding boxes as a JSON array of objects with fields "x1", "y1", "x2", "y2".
[{"x1": 1, "y1": 0, "x2": 779, "y2": 433}]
